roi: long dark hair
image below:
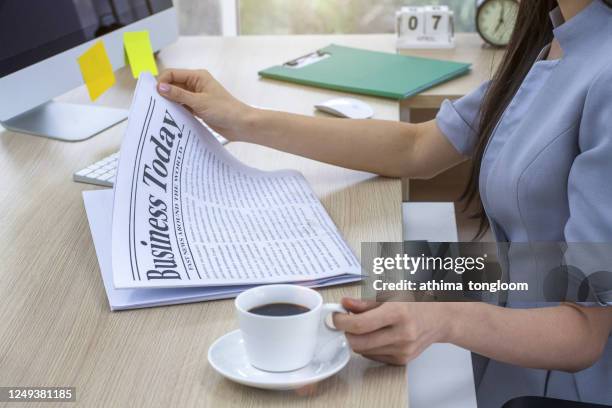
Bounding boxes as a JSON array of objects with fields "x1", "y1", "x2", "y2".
[
  {"x1": 462, "y1": 0, "x2": 558, "y2": 238},
  {"x1": 465, "y1": 0, "x2": 612, "y2": 238}
]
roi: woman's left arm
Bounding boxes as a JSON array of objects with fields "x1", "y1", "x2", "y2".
[
  {"x1": 445, "y1": 302, "x2": 612, "y2": 372},
  {"x1": 333, "y1": 300, "x2": 612, "y2": 372}
]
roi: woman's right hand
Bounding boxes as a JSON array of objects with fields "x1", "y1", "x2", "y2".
[{"x1": 157, "y1": 69, "x2": 254, "y2": 141}]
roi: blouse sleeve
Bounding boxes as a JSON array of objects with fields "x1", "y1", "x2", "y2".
[
  {"x1": 563, "y1": 67, "x2": 612, "y2": 305},
  {"x1": 435, "y1": 80, "x2": 490, "y2": 157}
]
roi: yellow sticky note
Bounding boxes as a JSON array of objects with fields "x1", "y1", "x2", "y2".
[
  {"x1": 77, "y1": 41, "x2": 116, "y2": 101},
  {"x1": 124, "y1": 31, "x2": 158, "y2": 78}
]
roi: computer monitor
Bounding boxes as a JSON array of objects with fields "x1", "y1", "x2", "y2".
[{"x1": 0, "y1": 0, "x2": 178, "y2": 141}]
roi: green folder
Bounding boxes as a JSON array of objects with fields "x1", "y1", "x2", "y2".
[{"x1": 258, "y1": 44, "x2": 471, "y2": 100}]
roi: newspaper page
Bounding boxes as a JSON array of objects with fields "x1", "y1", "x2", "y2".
[{"x1": 111, "y1": 73, "x2": 360, "y2": 289}]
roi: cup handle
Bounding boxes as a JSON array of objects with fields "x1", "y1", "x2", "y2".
[
  {"x1": 320, "y1": 303, "x2": 347, "y2": 336},
  {"x1": 317, "y1": 303, "x2": 348, "y2": 356}
]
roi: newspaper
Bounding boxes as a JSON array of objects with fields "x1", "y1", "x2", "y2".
[{"x1": 111, "y1": 73, "x2": 360, "y2": 289}]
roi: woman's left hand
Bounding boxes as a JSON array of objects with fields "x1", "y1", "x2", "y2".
[{"x1": 332, "y1": 298, "x2": 454, "y2": 365}]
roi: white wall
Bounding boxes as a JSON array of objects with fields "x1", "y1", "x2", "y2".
[{"x1": 173, "y1": 0, "x2": 223, "y2": 35}]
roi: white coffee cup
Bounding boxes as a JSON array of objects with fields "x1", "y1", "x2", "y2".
[{"x1": 235, "y1": 284, "x2": 347, "y2": 372}]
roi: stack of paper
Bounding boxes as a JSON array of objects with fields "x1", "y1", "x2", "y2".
[{"x1": 84, "y1": 73, "x2": 361, "y2": 310}]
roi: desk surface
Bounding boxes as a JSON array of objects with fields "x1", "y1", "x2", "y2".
[{"x1": 0, "y1": 35, "x2": 404, "y2": 408}]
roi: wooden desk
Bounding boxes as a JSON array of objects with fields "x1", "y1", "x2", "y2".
[{"x1": 0, "y1": 36, "x2": 404, "y2": 408}]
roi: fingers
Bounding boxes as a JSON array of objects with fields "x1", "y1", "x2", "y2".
[
  {"x1": 158, "y1": 68, "x2": 206, "y2": 85},
  {"x1": 361, "y1": 354, "x2": 407, "y2": 366},
  {"x1": 361, "y1": 343, "x2": 424, "y2": 363},
  {"x1": 157, "y1": 83, "x2": 198, "y2": 107},
  {"x1": 346, "y1": 326, "x2": 396, "y2": 353},
  {"x1": 356, "y1": 345, "x2": 397, "y2": 356},
  {"x1": 341, "y1": 297, "x2": 379, "y2": 313},
  {"x1": 359, "y1": 343, "x2": 423, "y2": 365},
  {"x1": 333, "y1": 302, "x2": 393, "y2": 334},
  {"x1": 332, "y1": 298, "x2": 379, "y2": 331},
  {"x1": 157, "y1": 68, "x2": 215, "y2": 109}
]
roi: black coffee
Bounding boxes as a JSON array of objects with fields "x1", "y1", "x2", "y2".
[{"x1": 248, "y1": 303, "x2": 310, "y2": 316}]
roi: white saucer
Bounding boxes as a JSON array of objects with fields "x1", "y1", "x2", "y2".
[{"x1": 208, "y1": 329, "x2": 350, "y2": 390}]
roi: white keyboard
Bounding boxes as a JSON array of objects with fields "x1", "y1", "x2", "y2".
[
  {"x1": 73, "y1": 152, "x2": 119, "y2": 187},
  {"x1": 74, "y1": 127, "x2": 228, "y2": 187}
]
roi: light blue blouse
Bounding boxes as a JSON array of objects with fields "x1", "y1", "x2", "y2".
[{"x1": 435, "y1": 1, "x2": 612, "y2": 407}]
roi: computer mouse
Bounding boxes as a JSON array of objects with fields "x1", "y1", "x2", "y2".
[{"x1": 314, "y1": 98, "x2": 374, "y2": 119}]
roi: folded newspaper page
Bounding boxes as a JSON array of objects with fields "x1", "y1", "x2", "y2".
[{"x1": 112, "y1": 73, "x2": 360, "y2": 289}]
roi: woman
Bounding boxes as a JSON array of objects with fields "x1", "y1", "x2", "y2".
[{"x1": 158, "y1": 0, "x2": 612, "y2": 405}]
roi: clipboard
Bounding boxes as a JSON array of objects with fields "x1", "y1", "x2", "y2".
[{"x1": 258, "y1": 44, "x2": 471, "y2": 100}]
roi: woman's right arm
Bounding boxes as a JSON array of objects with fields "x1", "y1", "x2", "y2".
[{"x1": 157, "y1": 69, "x2": 465, "y2": 178}]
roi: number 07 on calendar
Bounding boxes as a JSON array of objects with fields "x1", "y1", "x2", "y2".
[{"x1": 396, "y1": 5, "x2": 455, "y2": 49}]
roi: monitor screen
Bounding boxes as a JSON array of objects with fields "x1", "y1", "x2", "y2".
[{"x1": 0, "y1": 0, "x2": 173, "y2": 78}]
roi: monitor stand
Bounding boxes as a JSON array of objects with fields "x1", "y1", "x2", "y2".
[{"x1": 1, "y1": 101, "x2": 128, "y2": 142}]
